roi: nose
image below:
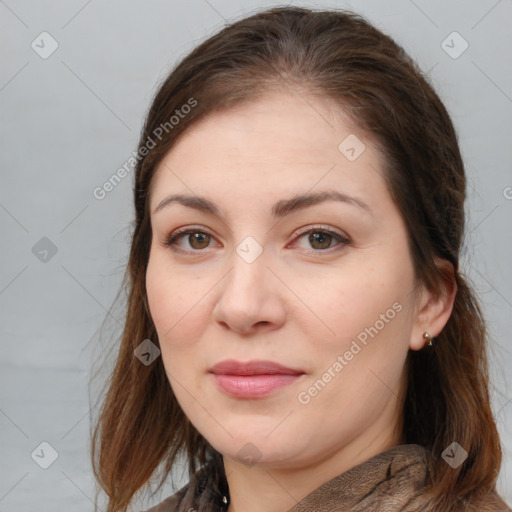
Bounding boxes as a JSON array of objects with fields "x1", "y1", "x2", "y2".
[{"x1": 212, "y1": 250, "x2": 286, "y2": 336}]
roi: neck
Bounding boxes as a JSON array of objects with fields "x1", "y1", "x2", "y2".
[{"x1": 223, "y1": 419, "x2": 404, "y2": 512}]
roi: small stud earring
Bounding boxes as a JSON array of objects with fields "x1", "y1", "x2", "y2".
[{"x1": 423, "y1": 332, "x2": 433, "y2": 347}]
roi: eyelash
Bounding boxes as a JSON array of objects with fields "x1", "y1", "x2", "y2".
[{"x1": 161, "y1": 225, "x2": 351, "y2": 256}]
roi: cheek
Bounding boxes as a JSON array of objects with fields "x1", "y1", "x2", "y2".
[
  {"x1": 146, "y1": 255, "x2": 204, "y2": 394},
  {"x1": 146, "y1": 251, "x2": 198, "y2": 336},
  {"x1": 146, "y1": 260, "x2": 174, "y2": 333},
  {"x1": 321, "y1": 268, "x2": 410, "y2": 335},
  {"x1": 307, "y1": 256, "x2": 415, "y2": 378},
  {"x1": 145, "y1": 250, "x2": 216, "y2": 388},
  {"x1": 302, "y1": 277, "x2": 412, "y2": 425}
]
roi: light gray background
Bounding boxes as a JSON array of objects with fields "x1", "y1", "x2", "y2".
[{"x1": 1, "y1": 1, "x2": 511, "y2": 510}]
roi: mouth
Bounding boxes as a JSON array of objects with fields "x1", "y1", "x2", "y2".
[{"x1": 208, "y1": 359, "x2": 306, "y2": 398}]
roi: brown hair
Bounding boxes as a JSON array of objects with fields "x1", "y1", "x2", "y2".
[{"x1": 90, "y1": 6, "x2": 504, "y2": 511}]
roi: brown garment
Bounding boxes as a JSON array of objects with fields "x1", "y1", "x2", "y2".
[{"x1": 143, "y1": 444, "x2": 511, "y2": 512}]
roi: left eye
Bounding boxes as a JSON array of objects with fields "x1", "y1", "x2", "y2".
[
  {"x1": 162, "y1": 227, "x2": 350, "y2": 254},
  {"x1": 293, "y1": 229, "x2": 349, "y2": 252}
]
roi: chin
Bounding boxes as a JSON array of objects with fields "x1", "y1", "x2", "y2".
[{"x1": 213, "y1": 434, "x2": 305, "y2": 467}]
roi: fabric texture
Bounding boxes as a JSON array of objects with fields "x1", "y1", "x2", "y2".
[{"x1": 142, "y1": 444, "x2": 511, "y2": 512}]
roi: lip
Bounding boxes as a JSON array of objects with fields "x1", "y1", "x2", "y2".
[
  {"x1": 209, "y1": 359, "x2": 305, "y2": 376},
  {"x1": 208, "y1": 360, "x2": 305, "y2": 398}
]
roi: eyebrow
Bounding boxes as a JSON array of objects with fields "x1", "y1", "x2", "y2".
[{"x1": 152, "y1": 190, "x2": 371, "y2": 218}]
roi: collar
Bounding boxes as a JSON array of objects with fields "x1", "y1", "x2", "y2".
[{"x1": 284, "y1": 443, "x2": 430, "y2": 511}]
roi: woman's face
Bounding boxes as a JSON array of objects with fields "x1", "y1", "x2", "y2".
[{"x1": 146, "y1": 91, "x2": 426, "y2": 469}]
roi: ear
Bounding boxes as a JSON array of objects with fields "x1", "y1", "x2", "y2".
[{"x1": 409, "y1": 258, "x2": 457, "y2": 351}]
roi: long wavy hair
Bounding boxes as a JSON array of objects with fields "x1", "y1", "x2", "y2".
[{"x1": 90, "y1": 6, "x2": 505, "y2": 511}]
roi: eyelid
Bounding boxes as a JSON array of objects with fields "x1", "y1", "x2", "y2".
[{"x1": 292, "y1": 223, "x2": 348, "y2": 240}]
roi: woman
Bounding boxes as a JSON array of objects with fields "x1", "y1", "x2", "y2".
[{"x1": 91, "y1": 6, "x2": 511, "y2": 512}]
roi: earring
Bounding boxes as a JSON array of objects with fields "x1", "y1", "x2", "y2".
[{"x1": 423, "y1": 332, "x2": 433, "y2": 347}]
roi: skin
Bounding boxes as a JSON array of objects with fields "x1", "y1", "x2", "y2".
[{"x1": 145, "y1": 90, "x2": 455, "y2": 512}]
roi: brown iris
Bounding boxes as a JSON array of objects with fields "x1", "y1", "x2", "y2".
[
  {"x1": 188, "y1": 232, "x2": 210, "y2": 249},
  {"x1": 308, "y1": 231, "x2": 333, "y2": 250}
]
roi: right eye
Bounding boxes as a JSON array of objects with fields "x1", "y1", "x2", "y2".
[{"x1": 162, "y1": 228, "x2": 217, "y2": 254}]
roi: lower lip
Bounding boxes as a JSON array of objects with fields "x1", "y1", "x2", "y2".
[{"x1": 211, "y1": 373, "x2": 304, "y2": 398}]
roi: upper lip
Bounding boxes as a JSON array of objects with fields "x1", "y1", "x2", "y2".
[{"x1": 209, "y1": 359, "x2": 305, "y2": 376}]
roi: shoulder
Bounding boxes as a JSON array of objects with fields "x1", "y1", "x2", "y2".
[
  {"x1": 140, "y1": 457, "x2": 226, "y2": 512},
  {"x1": 140, "y1": 481, "x2": 191, "y2": 512},
  {"x1": 463, "y1": 490, "x2": 512, "y2": 512}
]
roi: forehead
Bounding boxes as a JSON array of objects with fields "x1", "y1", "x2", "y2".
[{"x1": 150, "y1": 91, "x2": 387, "y2": 211}]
